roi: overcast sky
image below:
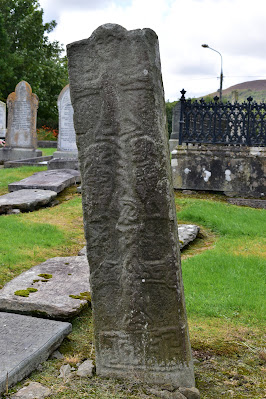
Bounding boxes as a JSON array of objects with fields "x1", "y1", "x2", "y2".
[{"x1": 39, "y1": 0, "x2": 266, "y2": 101}]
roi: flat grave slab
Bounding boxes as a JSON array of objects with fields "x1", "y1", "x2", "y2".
[
  {"x1": 8, "y1": 169, "x2": 81, "y2": 193},
  {"x1": 0, "y1": 256, "x2": 90, "y2": 319},
  {"x1": 0, "y1": 189, "x2": 57, "y2": 214},
  {"x1": 0, "y1": 312, "x2": 71, "y2": 395}
]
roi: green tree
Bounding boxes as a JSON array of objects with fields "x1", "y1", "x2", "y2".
[{"x1": 0, "y1": 0, "x2": 68, "y2": 126}]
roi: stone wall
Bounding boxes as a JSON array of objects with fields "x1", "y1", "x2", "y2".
[{"x1": 171, "y1": 144, "x2": 265, "y2": 197}]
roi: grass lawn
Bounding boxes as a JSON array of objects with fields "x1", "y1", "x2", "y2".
[{"x1": 0, "y1": 167, "x2": 265, "y2": 398}]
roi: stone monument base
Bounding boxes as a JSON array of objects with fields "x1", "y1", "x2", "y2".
[
  {"x1": 0, "y1": 147, "x2": 42, "y2": 163},
  {"x1": 48, "y1": 157, "x2": 79, "y2": 170},
  {"x1": 52, "y1": 150, "x2": 78, "y2": 159}
]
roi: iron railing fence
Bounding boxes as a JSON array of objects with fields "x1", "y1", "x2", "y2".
[{"x1": 179, "y1": 89, "x2": 266, "y2": 146}]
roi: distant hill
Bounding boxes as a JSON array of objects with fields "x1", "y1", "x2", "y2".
[{"x1": 206, "y1": 80, "x2": 266, "y2": 103}]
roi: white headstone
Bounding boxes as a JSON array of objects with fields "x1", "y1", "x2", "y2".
[
  {"x1": 57, "y1": 85, "x2": 77, "y2": 152},
  {"x1": 0, "y1": 101, "x2": 6, "y2": 138}
]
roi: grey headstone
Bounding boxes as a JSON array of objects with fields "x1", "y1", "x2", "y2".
[
  {"x1": 53, "y1": 84, "x2": 78, "y2": 159},
  {"x1": 8, "y1": 169, "x2": 81, "y2": 193},
  {"x1": 0, "y1": 189, "x2": 57, "y2": 214},
  {"x1": 6, "y1": 81, "x2": 38, "y2": 149},
  {"x1": 0, "y1": 101, "x2": 6, "y2": 138},
  {"x1": 0, "y1": 256, "x2": 90, "y2": 319},
  {"x1": 67, "y1": 23, "x2": 195, "y2": 387},
  {"x1": 0, "y1": 312, "x2": 71, "y2": 395}
]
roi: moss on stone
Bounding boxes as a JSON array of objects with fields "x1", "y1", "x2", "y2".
[
  {"x1": 14, "y1": 287, "x2": 38, "y2": 297},
  {"x1": 38, "y1": 273, "x2": 52, "y2": 279},
  {"x1": 69, "y1": 291, "x2": 91, "y2": 302}
]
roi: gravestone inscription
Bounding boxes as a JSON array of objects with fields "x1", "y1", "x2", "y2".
[
  {"x1": 67, "y1": 24, "x2": 195, "y2": 388},
  {"x1": 0, "y1": 101, "x2": 6, "y2": 137},
  {"x1": 57, "y1": 85, "x2": 77, "y2": 153},
  {"x1": 6, "y1": 81, "x2": 38, "y2": 149}
]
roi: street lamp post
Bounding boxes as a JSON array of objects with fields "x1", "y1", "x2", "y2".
[{"x1": 202, "y1": 44, "x2": 223, "y2": 101}]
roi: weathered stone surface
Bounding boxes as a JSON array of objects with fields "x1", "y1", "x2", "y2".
[
  {"x1": 178, "y1": 225, "x2": 200, "y2": 249},
  {"x1": 0, "y1": 256, "x2": 90, "y2": 319},
  {"x1": 48, "y1": 157, "x2": 79, "y2": 170},
  {"x1": 4, "y1": 156, "x2": 52, "y2": 168},
  {"x1": 148, "y1": 389, "x2": 186, "y2": 399},
  {"x1": 6, "y1": 81, "x2": 38, "y2": 149},
  {"x1": 11, "y1": 382, "x2": 51, "y2": 399},
  {"x1": 67, "y1": 23, "x2": 194, "y2": 387},
  {"x1": 171, "y1": 144, "x2": 266, "y2": 198},
  {"x1": 0, "y1": 312, "x2": 71, "y2": 395},
  {"x1": 0, "y1": 189, "x2": 57, "y2": 214},
  {"x1": 78, "y1": 223, "x2": 200, "y2": 256},
  {"x1": 58, "y1": 364, "x2": 72, "y2": 380},
  {"x1": 8, "y1": 169, "x2": 81, "y2": 193},
  {"x1": 76, "y1": 359, "x2": 94, "y2": 377},
  {"x1": 179, "y1": 387, "x2": 200, "y2": 399},
  {"x1": 54, "y1": 84, "x2": 78, "y2": 158},
  {"x1": 227, "y1": 198, "x2": 266, "y2": 209},
  {"x1": 0, "y1": 100, "x2": 6, "y2": 137}
]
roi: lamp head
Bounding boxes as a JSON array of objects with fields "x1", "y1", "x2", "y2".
[{"x1": 202, "y1": 44, "x2": 209, "y2": 48}]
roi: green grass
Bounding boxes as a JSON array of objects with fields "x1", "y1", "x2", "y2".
[
  {"x1": 176, "y1": 198, "x2": 266, "y2": 325},
  {"x1": 0, "y1": 166, "x2": 46, "y2": 195},
  {"x1": 38, "y1": 147, "x2": 57, "y2": 156}
]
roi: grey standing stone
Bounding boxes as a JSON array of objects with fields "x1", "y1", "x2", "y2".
[
  {"x1": 67, "y1": 24, "x2": 194, "y2": 387},
  {"x1": 53, "y1": 84, "x2": 78, "y2": 159},
  {"x1": 0, "y1": 101, "x2": 6, "y2": 138},
  {"x1": 0, "y1": 312, "x2": 71, "y2": 395}
]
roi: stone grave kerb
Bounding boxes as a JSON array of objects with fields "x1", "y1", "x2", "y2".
[{"x1": 6, "y1": 80, "x2": 39, "y2": 149}]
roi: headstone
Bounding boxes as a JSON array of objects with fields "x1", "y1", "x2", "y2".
[
  {"x1": 0, "y1": 189, "x2": 57, "y2": 214},
  {"x1": 67, "y1": 24, "x2": 195, "y2": 387},
  {"x1": 0, "y1": 312, "x2": 71, "y2": 395},
  {"x1": 0, "y1": 101, "x2": 6, "y2": 138},
  {"x1": 52, "y1": 84, "x2": 78, "y2": 160},
  {"x1": 8, "y1": 169, "x2": 81, "y2": 193},
  {"x1": 0, "y1": 256, "x2": 90, "y2": 319},
  {"x1": 0, "y1": 81, "x2": 42, "y2": 162}
]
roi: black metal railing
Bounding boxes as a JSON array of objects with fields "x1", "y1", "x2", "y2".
[{"x1": 178, "y1": 89, "x2": 266, "y2": 146}]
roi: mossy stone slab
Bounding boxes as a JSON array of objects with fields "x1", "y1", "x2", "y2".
[
  {"x1": 0, "y1": 312, "x2": 71, "y2": 395},
  {"x1": 0, "y1": 256, "x2": 90, "y2": 319}
]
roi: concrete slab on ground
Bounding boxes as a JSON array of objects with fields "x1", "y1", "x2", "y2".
[
  {"x1": 0, "y1": 312, "x2": 71, "y2": 395},
  {"x1": 8, "y1": 169, "x2": 81, "y2": 193},
  {"x1": 0, "y1": 256, "x2": 90, "y2": 319},
  {"x1": 0, "y1": 189, "x2": 57, "y2": 214}
]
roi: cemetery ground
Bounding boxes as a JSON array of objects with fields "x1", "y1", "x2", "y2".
[{"x1": 0, "y1": 166, "x2": 265, "y2": 398}]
